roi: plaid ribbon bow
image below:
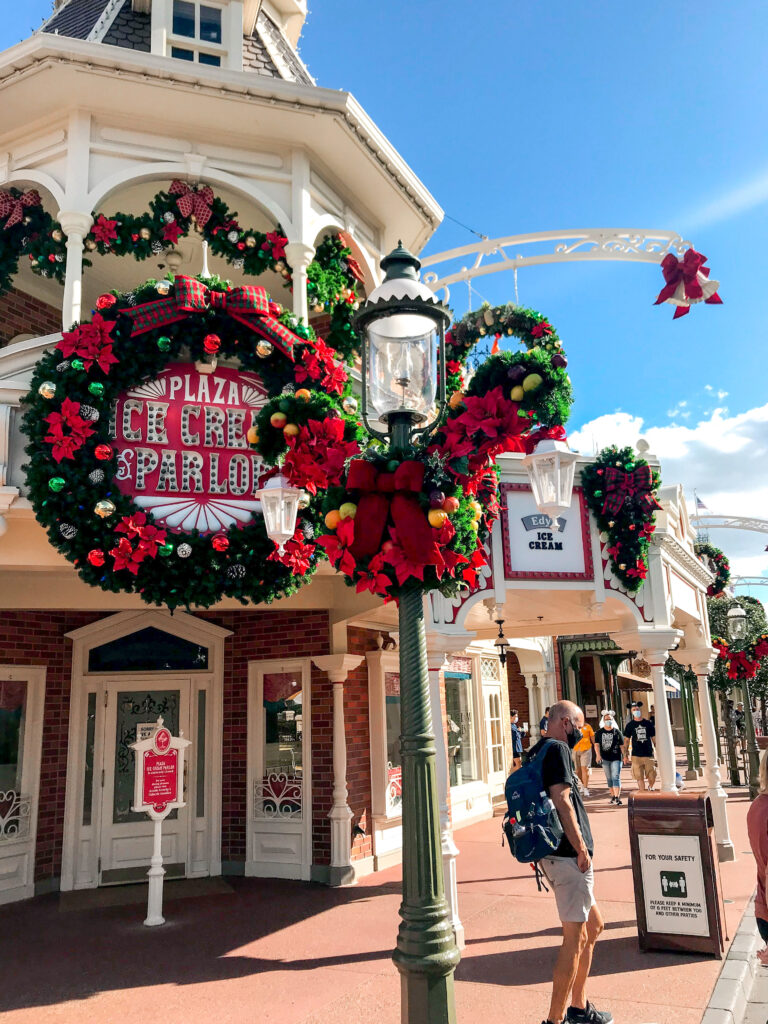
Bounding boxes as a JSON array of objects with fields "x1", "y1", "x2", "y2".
[
  {"x1": 120, "y1": 275, "x2": 296, "y2": 358},
  {"x1": 0, "y1": 188, "x2": 41, "y2": 229},
  {"x1": 602, "y1": 464, "x2": 662, "y2": 517},
  {"x1": 168, "y1": 180, "x2": 215, "y2": 228}
]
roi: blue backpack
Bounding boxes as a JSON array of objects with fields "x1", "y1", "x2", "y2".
[{"x1": 502, "y1": 739, "x2": 564, "y2": 865}]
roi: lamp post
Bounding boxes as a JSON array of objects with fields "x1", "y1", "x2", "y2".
[{"x1": 727, "y1": 603, "x2": 761, "y2": 799}]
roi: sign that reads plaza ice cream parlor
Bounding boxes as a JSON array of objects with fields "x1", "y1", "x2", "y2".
[
  {"x1": 112, "y1": 363, "x2": 267, "y2": 534},
  {"x1": 500, "y1": 483, "x2": 594, "y2": 581}
]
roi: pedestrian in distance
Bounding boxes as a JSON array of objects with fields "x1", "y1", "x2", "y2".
[
  {"x1": 593, "y1": 711, "x2": 624, "y2": 805},
  {"x1": 510, "y1": 708, "x2": 524, "y2": 772},
  {"x1": 528, "y1": 700, "x2": 611, "y2": 1024},
  {"x1": 540, "y1": 706, "x2": 551, "y2": 736},
  {"x1": 623, "y1": 705, "x2": 657, "y2": 791},
  {"x1": 747, "y1": 748, "x2": 768, "y2": 967},
  {"x1": 572, "y1": 719, "x2": 595, "y2": 796}
]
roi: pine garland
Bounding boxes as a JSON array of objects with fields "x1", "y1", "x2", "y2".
[{"x1": 695, "y1": 541, "x2": 731, "y2": 596}]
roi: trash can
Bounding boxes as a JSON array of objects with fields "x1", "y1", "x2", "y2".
[{"x1": 628, "y1": 792, "x2": 725, "y2": 957}]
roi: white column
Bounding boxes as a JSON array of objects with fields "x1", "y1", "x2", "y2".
[
  {"x1": 691, "y1": 657, "x2": 735, "y2": 861},
  {"x1": 313, "y1": 654, "x2": 363, "y2": 886},
  {"x1": 57, "y1": 211, "x2": 93, "y2": 329},
  {"x1": 426, "y1": 647, "x2": 465, "y2": 949},
  {"x1": 284, "y1": 241, "x2": 315, "y2": 325},
  {"x1": 643, "y1": 648, "x2": 678, "y2": 792},
  {"x1": 524, "y1": 675, "x2": 540, "y2": 742}
]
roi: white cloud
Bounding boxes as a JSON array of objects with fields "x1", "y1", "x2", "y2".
[
  {"x1": 569, "y1": 403, "x2": 768, "y2": 579},
  {"x1": 681, "y1": 164, "x2": 768, "y2": 231}
]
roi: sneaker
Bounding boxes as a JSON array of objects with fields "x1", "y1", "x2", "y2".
[
  {"x1": 566, "y1": 1002, "x2": 614, "y2": 1024},
  {"x1": 583, "y1": 788, "x2": 590, "y2": 797},
  {"x1": 757, "y1": 946, "x2": 768, "y2": 967},
  {"x1": 615, "y1": 796, "x2": 623, "y2": 806},
  {"x1": 609, "y1": 796, "x2": 617, "y2": 805}
]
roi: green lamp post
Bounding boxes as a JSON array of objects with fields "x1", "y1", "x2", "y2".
[
  {"x1": 727, "y1": 603, "x2": 761, "y2": 799},
  {"x1": 354, "y1": 243, "x2": 459, "y2": 1023}
]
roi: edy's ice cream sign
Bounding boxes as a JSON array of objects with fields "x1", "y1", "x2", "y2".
[{"x1": 112, "y1": 363, "x2": 266, "y2": 533}]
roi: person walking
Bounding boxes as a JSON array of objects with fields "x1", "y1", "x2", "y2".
[
  {"x1": 540, "y1": 706, "x2": 551, "y2": 736},
  {"x1": 572, "y1": 720, "x2": 595, "y2": 797},
  {"x1": 510, "y1": 709, "x2": 524, "y2": 772},
  {"x1": 623, "y1": 705, "x2": 657, "y2": 791},
  {"x1": 748, "y1": 748, "x2": 768, "y2": 966},
  {"x1": 593, "y1": 711, "x2": 624, "y2": 805},
  {"x1": 528, "y1": 700, "x2": 611, "y2": 1024}
]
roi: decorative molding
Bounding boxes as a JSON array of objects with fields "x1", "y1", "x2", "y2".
[{"x1": 656, "y1": 533, "x2": 715, "y2": 587}]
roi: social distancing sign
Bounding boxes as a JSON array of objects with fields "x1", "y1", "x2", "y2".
[{"x1": 637, "y1": 833, "x2": 708, "y2": 937}]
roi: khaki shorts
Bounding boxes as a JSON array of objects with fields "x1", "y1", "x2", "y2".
[
  {"x1": 631, "y1": 755, "x2": 657, "y2": 784},
  {"x1": 540, "y1": 856, "x2": 595, "y2": 923},
  {"x1": 573, "y1": 748, "x2": 592, "y2": 769}
]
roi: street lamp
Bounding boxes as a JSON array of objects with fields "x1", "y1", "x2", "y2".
[
  {"x1": 522, "y1": 438, "x2": 579, "y2": 529},
  {"x1": 355, "y1": 243, "x2": 460, "y2": 1024},
  {"x1": 726, "y1": 602, "x2": 760, "y2": 799},
  {"x1": 494, "y1": 618, "x2": 510, "y2": 667}
]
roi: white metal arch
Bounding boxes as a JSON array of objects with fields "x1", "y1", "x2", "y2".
[{"x1": 732, "y1": 577, "x2": 768, "y2": 588}]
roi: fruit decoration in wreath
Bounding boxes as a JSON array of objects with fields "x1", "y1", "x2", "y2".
[
  {"x1": 712, "y1": 633, "x2": 768, "y2": 681},
  {"x1": 23, "y1": 274, "x2": 361, "y2": 611}
]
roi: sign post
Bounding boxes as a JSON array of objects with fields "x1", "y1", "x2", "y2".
[
  {"x1": 628, "y1": 792, "x2": 725, "y2": 957},
  {"x1": 130, "y1": 717, "x2": 191, "y2": 927}
]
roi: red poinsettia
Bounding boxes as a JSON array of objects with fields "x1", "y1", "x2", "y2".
[
  {"x1": 262, "y1": 230, "x2": 287, "y2": 261},
  {"x1": 294, "y1": 337, "x2": 349, "y2": 396},
  {"x1": 115, "y1": 512, "x2": 166, "y2": 557},
  {"x1": 162, "y1": 219, "x2": 182, "y2": 245},
  {"x1": 92, "y1": 215, "x2": 119, "y2": 247},
  {"x1": 354, "y1": 550, "x2": 394, "y2": 599},
  {"x1": 283, "y1": 416, "x2": 360, "y2": 495},
  {"x1": 530, "y1": 320, "x2": 553, "y2": 338},
  {"x1": 439, "y1": 386, "x2": 529, "y2": 474},
  {"x1": 606, "y1": 543, "x2": 622, "y2": 558},
  {"x1": 626, "y1": 562, "x2": 648, "y2": 580},
  {"x1": 461, "y1": 547, "x2": 488, "y2": 588},
  {"x1": 318, "y1": 516, "x2": 357, "y2": 577},
  {"x1": 267, "y1": 526, "x2": 316, "y2": 576},
  {"x1": 58, "y1": 314, "x2": 119, "y2": 374},
  {"x1": 44, "y1": 397, "x2": 96, "y2": 462}
]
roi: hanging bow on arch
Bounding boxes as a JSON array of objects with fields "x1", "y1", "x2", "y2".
[
  {"x1": 0, "y1": 189, "x2": 41, "y2": 229},
  {"x1": 601, "y1": 464, "x2": 662, "y2": 517},
  {"x1": 120, "y1": 275, "x2": 296, "y2": 357},
  {"x1": 168, "y1": 180, "x2": 215, "y2": 228},
  {"x1": 654, "y1": 249, "x2": 722, "y2": 319}
]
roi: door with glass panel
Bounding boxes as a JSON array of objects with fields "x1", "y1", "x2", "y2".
[
  {"x1": 481, "y1": 657, "x2": 506, "y2": 791},
  {"x1": 98, "y1": 680, "x2": 191, "y2": 884},
  {"x1": 248, "y1": 660, "x2": 310, "y2": 880}
]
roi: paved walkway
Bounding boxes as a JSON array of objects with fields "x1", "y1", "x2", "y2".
[{"x1": 0, "y1": 774, "x2": 756, "y2": 1024}]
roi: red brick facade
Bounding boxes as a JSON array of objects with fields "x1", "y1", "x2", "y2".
[{"x1": 0, "y1": 287, "x2": 61, "y2": 346}]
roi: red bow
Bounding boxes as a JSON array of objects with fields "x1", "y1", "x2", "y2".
[
  {"x1": 346, "y1": 459, "x2": 442, "y2": 567},
  {"x1": 120, "y1": 275, "x2": 296, "y2": 358},
  {"x1": 0, "y1": 189, "x2": 41, "y2": 229},
  {"x1": 654, "y1": 249, "x2": 722, "y2": 319},
  {"x1": 169, "y1": 180, "x2": 215, "y2": 228},
  {"x1": 602, "y1": 464, "x2": 661, "y2": 517}
]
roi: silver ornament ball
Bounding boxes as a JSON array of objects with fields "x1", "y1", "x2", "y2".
[
  {"x1": 88, "y1": 469, "x2": 105, "y2": 485},
  {"x1": 177, "y1": 542, "x2": 192, "y2": 559},
  {"x1": 59, "y1": 522, "x2": 78, "y2": 540},
  {"x1": 341, "y1": 396, "x2": 358, "y2": 415},
  {"x1": 226, "y1": 563, "x2": 247, "y2": 580}
]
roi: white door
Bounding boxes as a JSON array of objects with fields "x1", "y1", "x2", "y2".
[
  {"x1": 484, "y1": 686, "x2": 506, "y2": 791},
  {"x1": 247, "y1": 660, "x2": 311, "y2": 880},
  {"x1": 99, "y1": 680, "x2": 191, "y2": 884}
]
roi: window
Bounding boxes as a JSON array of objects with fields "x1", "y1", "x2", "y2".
[
  {"x1": 384, "y1": 672, "x2": 402, "y2": 813},
  {"x1": 169, "y1": 0, "x2": 224, "y2": 66},
  {"x1": 487, "y1": 691, "x2": 504, "y2": 774},
  {"x1": 445, "y1": 672, "x2": 478, "y2": 786},
  {"x1": 87, "y1": 627, "x2": 208, "y2": 672}
]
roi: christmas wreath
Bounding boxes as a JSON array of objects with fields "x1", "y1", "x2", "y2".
[
  {"x1": 712, "y1": 635, "x2": 768, "y2": 680},
  {"x1": 22, "y1": 274, "x2": 357, "y2": 611},
  {"x1": 1, "y1": 181, "x2": 363, "y2": 362},
  {"x1": 695, "y1": 542, "x2": 731, "y2": 597},
  {"x1": 581, "y1": 445, "x2": 662, "y2": 591}
]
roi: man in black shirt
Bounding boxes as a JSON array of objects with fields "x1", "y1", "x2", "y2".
[
  {"x1": 622, "y1": 707, "x2": 657, "y2": 790},
  {"x1": 528, "y1": 700, "x2": 611, "y2": 1024}
]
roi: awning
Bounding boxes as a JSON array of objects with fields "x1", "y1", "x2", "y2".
[{"x1": 617, "y1": 672, "x2": 679, "y2": 695}]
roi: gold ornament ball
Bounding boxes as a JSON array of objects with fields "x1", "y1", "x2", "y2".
[
  {"x1": 245, "y1": 235, "x2": 257, "y2": 248},
  {"x1": 85, "y1": 239, "x2": 97, "y2": 251},
  {"x1": 342, "y1": 396, "x2": 358, "y2": 415},
  {"x1": 140, "y1": 227, "x2": 151, "y2": 240},
  {"x1": 608, "y1": 520, "x2": 615, "y2": 528},
  {"x1": 94, "y1": 499, "x2": 116, "y2": 519},
  {"x1": 298, "y1": 490, "x2": 310, "y2": 510},
  {"x1": 312, "y1": 303, "x2": 324, "y2": 313},
  {"x1": 156, "y1": 281, "x2": 171, "y2": 296},
  {"x1": 256, "y1": 340, "x2": 273, "y2": 358},
  {"x1": 38, "y1": 381, "x2": 56, "y2": 399},
  {"x1": 619, "y1": 563, "x2": 627, "y2": 571},
  {"x1": 51, "y1": 229, "x2": 63, "y2": 242}
]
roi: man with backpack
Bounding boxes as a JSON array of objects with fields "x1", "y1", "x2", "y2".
[{"x1": 525, "y1": 701, "x2": 610, "y2": 1024}]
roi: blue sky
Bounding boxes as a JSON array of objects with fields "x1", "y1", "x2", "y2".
[{"x1": 3, "y1": 2, "x2": 767, "y2": 585}]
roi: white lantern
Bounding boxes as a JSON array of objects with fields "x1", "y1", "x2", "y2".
[
  {"x1": 255, "y1": 473, "x2": 301, "y2": 555},
  {"x1": 522, "y1": 439, "x2": 578, "y2": 529},
  {"x1": 727, "y1": 603, "x2": 747, "y2": 641}
]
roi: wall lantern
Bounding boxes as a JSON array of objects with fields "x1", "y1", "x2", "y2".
[
  {"x1": 522, "y1": 438, "x2": 579, "y2": 528},
  {"x1": 255, "y1": 472, "x2": 301, "y2": 555}
]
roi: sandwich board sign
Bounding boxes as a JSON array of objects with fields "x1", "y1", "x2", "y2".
[{"x1": 130, "y1": 717, "x2": 190, "y2": 926}]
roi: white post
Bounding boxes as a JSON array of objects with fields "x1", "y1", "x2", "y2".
[
  {"x1": 144, "y1": 813, "x2": 166, "y2": 927},
  {"x1": 644, "y1": 648, "x2": 678, "y2": 792},
  {"x1": 284, "y1": 241, "x2": 315, "y2": 325},
  {"x1": 427, "y1": 647, "x2": 464, "y2": 949},
  {"x1": 57, "y1": 211, "x2": 93, "y2": 329},
  {"x1": 312, "y1": 654, "x2": 363, "y2": 886},
  {"x1": 525, "y1": 675, "x2": 540, "y2": 742},
  {"x1": 692, "y1": 658, "x2": 735, "y2": 861}
]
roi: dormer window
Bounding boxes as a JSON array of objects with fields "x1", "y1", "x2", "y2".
[{"x1": 168, "y1": 0, "x2": 226, "y2": 66}]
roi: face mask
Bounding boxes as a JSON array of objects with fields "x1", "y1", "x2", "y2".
[
  {"x1": 566, "y1": 724, "x2": 583, "y2": 749},
  {"x1": 603, "y1": 720, "x2": 614, "y2": 730},
  {"x1": 633, "y1": 710, "x2": 642, "y2": 719}
]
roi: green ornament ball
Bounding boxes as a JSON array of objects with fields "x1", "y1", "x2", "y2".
[
  {"x1": 71, "y1": 358, "x2": 85, "y2": 371},
  {"x1": 48, "y1": 477, "x2": 66, "y2": 492},
  {"x1": 157, "y1": 336, "x2": 171, "y2": 352},
  {"x1": 279, "y1": 399, "x2": 292, "y2": 413},
  {"x1": 624, "y1": 463, "x2": 634, "y2": 471},
  {"x1": 88, "y1": 382, "x2": 105, "y2": 398},
  {"x1": 386, "y1": 459, "x2": 400, "y2": 473},
  {"x1": 159, "y1": 542, "x2": 174, "y2": 557},
  {"x1": 594, "y1": 489, "x2": 603, "y2": 497}
]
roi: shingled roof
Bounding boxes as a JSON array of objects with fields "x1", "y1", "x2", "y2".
[{"x1": 40, "y1": 0, "x2": 312, "y2": 84}]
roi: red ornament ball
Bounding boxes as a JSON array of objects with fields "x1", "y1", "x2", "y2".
[
  {"x1": 212, "y1": 534, "x2": 229, "y2": 552},
  {"x1": 203, "y1": 333, "x2": 221, "y2": 355},
  {"x1": 48, "y1": 254, "x2": 56, "y2": 262},
  {"x1": 95, "y1": 444, "x2": 114, "y2": 461},
  {"x1": 87, "y1": 549, "x2": 105, "y2": 567},
  {"x1": 96, "y1": 293, "x2": 117, "y2": 310}
]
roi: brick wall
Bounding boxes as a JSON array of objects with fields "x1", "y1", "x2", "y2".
[
  {"x1": 0, "y1": 287, "x2": 61, "y2": 346},
  {"x1": 553, "y1": 640, "x2": 564, "y2": 700},
  {"x1": 343, "y1": 626, "x2": 380, "y2": 863}
]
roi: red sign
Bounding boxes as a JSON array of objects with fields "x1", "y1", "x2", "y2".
[
  {"x1": 142, "y1": 748, "x2": 179, "y2": 809},
  {"x1": 154, "y1": 726, "x2": 171, "y2": 753},
  {"x1": 113, "y1": 363, "x2": 267, "y2": 534}
]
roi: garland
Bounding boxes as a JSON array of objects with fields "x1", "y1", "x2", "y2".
[
  {"x1": 712, "y1": 635, "x2": 768, "y2": 681},
  {"x1": 1, "y1": 181, "x2": 362, "y2": 362},
  {"x1": 581, "y1": 445, "x2": 662, "y2": 591},
  {"x1": 22, "y1": 275, "x2": 356, "y2": 611},
  {"x1": 695, "y1": 541, "x2": 731, "y2": 597}
]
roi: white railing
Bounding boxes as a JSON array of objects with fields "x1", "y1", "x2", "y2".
[
  {"x1": 0, "y1": 791, "x2": 31, "y2": 841},
  {"x1": 254, "y1": 772, "x2": 302, "y2": 820}
]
